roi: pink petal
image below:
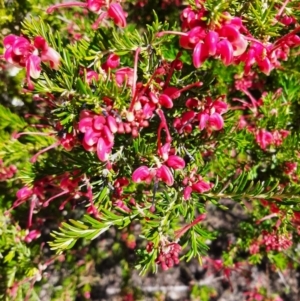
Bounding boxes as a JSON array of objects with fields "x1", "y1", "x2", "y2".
[
  {"x1": 157, "y1": 165, "x2": 174, "y2": 186},
  {"x1": 12, "y1": 37, "x2": 31, "y2": 55},
  {"x1": 179, "y1": 35, "x2": 193, "y2": 49},
  {"x1": 107, "y1": 115, "x2": 118, "y2": 133},
  {"x1": 205, "y1": 31, "x2": 219, "y2": 56},
  {"x1": 87, "y1": 0, "x2": 105, "y2": 13},
  {"x1": 107, "y1": 3, "x2": 127, "y2": 28},
  {"x1": 34, "y1": 36, "x2": 48, "y2": 51},
  {"x1": 188, "y1": 26, "x2": 206, "y2": 45},
  {"x1": 16, "y1": 187, "x2": 33, "y2": 200},
  {"x1": 3, "y1": 34, "x2": 18, "y2": 48},
  {"x1": 93, "y1": 116, "x2": 106, "y2": 130},
  {"x1": 79, "y1": 117, "x2": 93, "y2": 133},
  {"x1": 193, "y1": 42, "x2": 208, "y2": 68},
  {"x1": 219, "y1": 25, "x2": 240, "y2": 42},
  {"x1": 84, "y1": 128, "x2": 101, "y2": 146},
  {"x1": 166, "y1": 155, "x2": 186, "y2": 170},
  {"x1": 132, "y1": 166, "x2": 150, "y2": 183},
  {"x1": 209, "y1": 113, "x2": 224, "y2": 130},
  {"x1": 96, "y1": 137, "x2": 110, "y2": 161},
  {"x1": 4, "y1": 47, "x2": 17, "y2": 65},
  {"x1": 163, "y1": 87, "x2": 180, "y2": 99},
  {"x1": 232, "y1": 35, "x2": 248, "y2": 56},
  {"x1": 143, "y1": 103, "x2": 155, "y2": 119},
  {"x1": 257, "y1": 58, "x2": 273, "y2": 75},
  {"x1": 41, "y1": 47, "x2": 61, "y2": 70},
  {"x1": 198, "y1": 113, "x2": 209, "y2": 130},
  {"x1": 217, "y1": 40, "x2": 233, "y2": 66},
  {"x1": 103, "y1": 53, "x2": 120, "y2": 70},
  {"x1": 213, "y1": 100, "x2": 228, "y2": 114},
  {"x1": 103, "y1": 125, "x2": 114, "y2": 143},
  {"x1": 27, "y1": 54, "x2": 41, "y2": 79},
  {"x1": 255, "y1": 129, "x2": 273, "y2": 149},
  {"x1": 159, "y1": 142, "x2": 171, "y2": 161},
  {"x1": 183, "y1": 186, "x2": 193, "y2": 200},
  {"x1": 159, "y1": 94, "x2": 173, "y2": 108},
  {"x1": 115, "y1": 67, "x2": 134, "y2": 86},
  {"x1": 82, "y1": 140, "x2": 97, "y2": 152},
  {"x1": 182, "y1": 111, "x2": 196, "y2": 124},
  {"x1": 192, "y1": 180, "x2": 211, "y2": 193}
]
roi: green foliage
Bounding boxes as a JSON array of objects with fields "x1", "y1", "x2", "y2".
[{"x1": 3, "y1": 0, "x2": 300, "y2": 300}]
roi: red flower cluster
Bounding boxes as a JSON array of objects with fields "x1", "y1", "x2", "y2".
[
  {"x1": 173, "y1": 96, "x2": 228, "y2": 134},
  {"x1": 179, "y1": 6, "x2": 247, "y2": 68},
  {"x1": 182, "y1": 168, "x2": 212, "y2": 200},
  {"x1": 0, "y1": 160, "x2": 17, "y2": 182},
  {"x1": 166, "y1": 3, "x2": 300, "y2": 74},
  {"x1": 8, "y1": 173, "x2": 97, "y2": 229},
  {"x1": 255, "y1": 129, "x2": 289, "y2": 150},
  {"x1": 261, "y1": 230, "x2": 292, "y2": 252},
  {"x1": 3, "y1": 35, "x2": 60, "y2": 89},
  {"x1": 155, "y1": 242, "x2": 181, "y2": 271},
  {"x1": 250, "y1": 230, "x2": 292, "y2": 253}
]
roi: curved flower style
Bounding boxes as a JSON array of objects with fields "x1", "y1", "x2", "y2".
[{"x1": 47, "y1": 0, "x2": 127, "y2": 29}]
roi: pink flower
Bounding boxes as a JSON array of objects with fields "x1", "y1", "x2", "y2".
[
  {"x1": 24, "y1": 229, "x2": 41, "y2": 243},
  {"x1": 102, "y1": 53, "x2": 120, "y2": 70},
  {"x1": 183, "y1": 186, "x2": 193, "y2": 200},
  {"x1": 255, "y1": 129, "x2": 273, "y2": 149},
  {"x1": 163, "y1": 86, "x2": 181, "y2": 100},
  {"x1": 192, "y1": 180, "x2": 212, "y2": 193},
  {"x1": 16, "y1": 187, "x2": 33, "y2": 200},
  {"x1": 107, "y1": 3, "x2": 127, "y2": 28},
  {"x1": 159, "y1": 142, "x2": 171, "y2": 161},
  {"x1": 232, "y1": 35, "x2": 248, "y2": 56},
  {"x1": 213, "y1": 99, "x2": 228, "y2": 114},
  {"x1": 198, "y1": 98, "x2": 228, "y2": 131},
  {"x1": 198, "y1": 112, "x2": 224, "y2": 131},
  {"x1": 114, "y1": 200, "x2": 131, "y2": 213},
  {"x1": 79, "y1": 112, "x2": 116, "y2": 161},
  {"x1": 208, "y1": 113, "x2": 224, "y2": 130},
  {"x1": 34, "y1": 36, "x2": 60, "y2": 69},
  {"x1": 86, "y1": 70, "x2": 99, "y2": 84},
  {"x1": 115, "y1": 67, "x2": 134, "y2": 86},
  {"x1": 166, "y1": 155, "x2": 186, "y2": 170},
  {"x1": 218, "y1": 24, "x2": 247, "y2": 57},
  {"x1": 3, "y1": 35, "x2": 34, "y2": 66},
  {"x1": 249, "y1": 240, "x2": 260, "y2": 254},
  {"x1": 3, "y1": 34, "x2": 60, "y2": 88},
  {"x1": 159, "y1": 94, "x2": 173, "y2": 108},
  {"x1": 87, "y1": 0, "x2": 105, "y2": 13},
  {"x1": 219, "y1": 24, "x2": 241, "y2": 42},
  {"x1": 132, "y1": 166, "x2": 152, "y2": 183},
  {"x1": 284, "y1": 162, "x2": 297, "y2": 175}
]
